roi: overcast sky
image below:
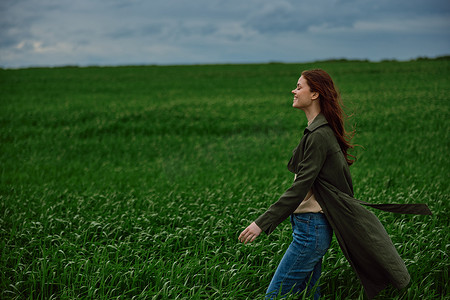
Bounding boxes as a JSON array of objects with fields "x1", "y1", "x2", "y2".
[{"x1": 1, "y1": 0, "x2": 449, "y2": 68}]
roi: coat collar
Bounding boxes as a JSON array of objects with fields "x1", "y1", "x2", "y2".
[{"x1": 304, "y1": 113, "x2": 328, "y2": 133}]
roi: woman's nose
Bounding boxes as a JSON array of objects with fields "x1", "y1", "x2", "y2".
[{"x1": 291, "y1": 89, "x2": 296, "y2": 94}]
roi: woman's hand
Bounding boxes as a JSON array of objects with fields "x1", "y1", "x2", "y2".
[{"x1": 238, "y1": 222, "x2": 262, "y2": 244}]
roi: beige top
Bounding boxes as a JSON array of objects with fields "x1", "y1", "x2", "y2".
[{"x1": 293, "y1": 174, "x2": 323, "y2": 213}]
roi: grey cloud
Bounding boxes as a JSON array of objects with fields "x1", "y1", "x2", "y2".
[
  {"x1": 105, "y1": 21, "x2": 219, "y2": 42},
  {"x1": 244, "y1": 0, "x2": 450, "y2": 34},
  {"x1": 244, "y1": 2, "x2": 307, "y2": 33},
  {"x1": 171, "y1": 22, "x2": 218, "y2": 38},
  {"x1": 243, "y1": 0, "x2": 360, "y2": 34},
  {"x1": 0, "y1": 14, "x2": 37, "y2": 49},
  {"x1": 374, "y1": 0, "x2": 450, "y2": 15},
  {"x1": 0, "y1": 0, "x2": 66, "y2": 50},
  {"x1": 106, "y1": 24, "x2": 164, "y2": 39},
  {"x1": 0, "y1": 0, "x2": 16, "y2": 11},
  {"x1": 0, "y1": 0, "x2": 449, "y2": 68},
  {"x1": 0, "y1": 36, "x2": 22, "y2": 48}
]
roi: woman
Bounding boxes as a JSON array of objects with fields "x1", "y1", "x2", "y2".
[{"x1": 238, "y1": 69, "x2": 431, "y2": 299}]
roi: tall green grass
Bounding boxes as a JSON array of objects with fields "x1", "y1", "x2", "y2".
[{"x1": 1, "y1": 60, "x2": 449, "y2": 299}]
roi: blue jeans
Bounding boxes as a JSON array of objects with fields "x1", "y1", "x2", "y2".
[{"x1": 265, "y1": 213, "x2": 332, "y2": 300}]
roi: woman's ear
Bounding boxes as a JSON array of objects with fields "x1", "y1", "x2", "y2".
[{"x1": 312, "y1": 92, "x2": 319, "y2": 100}]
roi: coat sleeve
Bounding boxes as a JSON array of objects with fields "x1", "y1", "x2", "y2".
[{"x1": 254, "y1": 131, "x2": 328, "y2": 235}]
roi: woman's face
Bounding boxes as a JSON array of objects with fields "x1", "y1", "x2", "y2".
[{"x1": 292, "y1": 76, "x2": 316, "y2": 110}]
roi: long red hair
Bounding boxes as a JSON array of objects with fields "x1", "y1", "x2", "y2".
[{"x1": 302, "y1": 69, "x2": 355, "y2": 165}]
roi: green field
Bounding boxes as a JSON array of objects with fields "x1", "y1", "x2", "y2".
[{"x1": 1, "y1": 59, "x2": 449, "y2": 299}]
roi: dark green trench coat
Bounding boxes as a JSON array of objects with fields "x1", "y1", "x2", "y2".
[{"x1": 254, "y1": 113, "x2": 431, "y2": 299}]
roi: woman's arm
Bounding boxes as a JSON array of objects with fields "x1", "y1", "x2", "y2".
[{"x1": 253, "y1": 131, "x2": 328, "y2": 236}]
